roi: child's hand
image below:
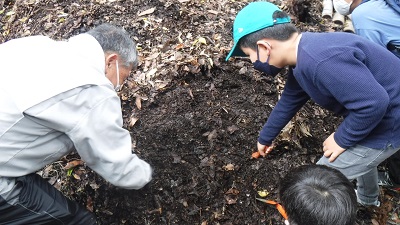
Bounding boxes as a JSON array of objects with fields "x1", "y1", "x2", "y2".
[
  {"x1": 257, "y1": 142, "x2": 274, "y2": 157},
  {"x1": 323, "y1": 132, "x2": 345, "y2": 162}
]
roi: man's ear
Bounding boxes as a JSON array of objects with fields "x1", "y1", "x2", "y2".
[{"x1": 105, "y1": 53, "x2": 118, "y2": 68}]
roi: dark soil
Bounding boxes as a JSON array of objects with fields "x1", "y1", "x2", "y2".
[{"x1": 1, "y1": 0, "x2": 399, "y2": 224}]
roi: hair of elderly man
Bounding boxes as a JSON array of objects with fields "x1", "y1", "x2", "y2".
[
  {"x1": 279, "y1": 164, "x2": 357, "y2": 225},
  {"x1": 239, "y1": 11, "x2": 299, "y2": 51},
  {"x1": 86, "y1": 23, "x2": 138, "y2": 68}
]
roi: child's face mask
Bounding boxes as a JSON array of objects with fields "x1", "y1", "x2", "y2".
[
  {"x1": 333, "y1": 0, "x2": 353, "y2": 15},
  {"x1": 253, "y1": 43, "x2": 283, "y2": 76}
]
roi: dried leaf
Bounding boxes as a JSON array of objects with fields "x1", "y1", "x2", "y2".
[
  {"x1": 5, "y1": 11, "x2": 15, "y2": 16},
  {"x1": 223, "y1": 163, "x2": 235, "y2": 171},
  {"x1": 208, "y1": 10, "x2": 218, "y2": 15},
  {"x1": 225, "y1": 187, "x2": 239, "y2": 205},
  {"x1": 208, "y1": 58, "x2": 214, "y2": 67},
  {"x1": 198, "y1": 37, "x2": 207, "y2": 45},
  {"x1": 299, "y1": 122, "x2": 312, "y2": 137},
  {"x1": 225, "y1": 196, "x2": 237, "y2": 205},
  {"x1": 135, "y1": 96, "x2": 142, "y2": 109},
  {"x1": 145, "y1": 52, "x2": 160, "y2": 60},
  {"x1": 202, "y1": 131, "x2": 210, "y2": 136},
  {"x1": 129, "y1": 116, "x2": 139, "y2": 127},
  {"x1": 64, "y1": 160, "x2": 83, "y2": 169},
  {"x1": 90, "y1": 182, "x2": 100, "y2": 190},
  {"x1": 138, "y1": 7, "x2": 155, "y2": 17},
  {"x1": 73, "y1": 173, "x2": 81, "y2": 180},
  {"x1": 239, "y1": 67, "x2": 247, "y2": 74},
  {"x1": 146, "y1": 68, "x2": 157, "y2": 79},
  {"x1": 193, "y1": 37, "x2": 207, "y2": 45},
  {"x1": 257, "y1": 190, "x2": 269, "y2": 197},
  {"x1": 171, "y1": 153, "x2": 181, "y2": 164},
  {"x1": 43, "y1": 164, "x2": 53, "y2": 177},
  {"x1": 155, "y1": 80, "x2": 169, "y2": 90},
  {"x1": 176, "y1": 43, "x2": 184, "y2": 50},
  {"x1": 48, "y1": 176, "x2": 57, "y2": 185},
  {"x1": 227, "y1": 125, "x2": 239, "y2": 134},
  {"x1": 188, "y1": 89, "x2": 194, "y2": 98},
  {"x1": 102, "y1": 210, "x2": 113, "y2": 215},
  {"x1": 86, "y1": 196, "x2": 93, "y2": 212},
  {"x1": 207, "y1": 129, "x2": 218, "y2": 141},
  {"x1": 225, "y1": 188, "x2": 239, "y2": 195}
]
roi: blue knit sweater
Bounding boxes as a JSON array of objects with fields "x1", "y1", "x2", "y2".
[{"x1": 258, "y1": 32, "x2": 400, "y2": 149}]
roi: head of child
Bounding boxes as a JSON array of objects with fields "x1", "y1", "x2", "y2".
[
  {"x1": 279, "y1": 165, "x2": 357, "y2": 225},
  {"x1": 226, "y1": 1, "x2": 299, "y2": 76}
]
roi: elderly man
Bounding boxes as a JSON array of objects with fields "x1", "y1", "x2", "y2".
[{"x1": 0, "y1": 24, "x2": 152, "y2": 224}]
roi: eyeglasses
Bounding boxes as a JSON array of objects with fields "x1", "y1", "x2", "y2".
[{"x1": 256, "y1": 197, "x2": 288, "y2": 220}]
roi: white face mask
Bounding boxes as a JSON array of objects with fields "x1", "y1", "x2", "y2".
[
  {"x1": 333, "y1": 0, "x2": 353, "y2": 15},
  {"x1": 114, "y1": 60, "x2": 121, "y2": 92}
]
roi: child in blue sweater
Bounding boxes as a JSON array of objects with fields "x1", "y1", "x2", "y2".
[
  {"x1": 226, "y1": 1, "x2": 400, "y2": 207},
  {"x1": 334, "y1": 0, "x2": 400, "y2": 188}
]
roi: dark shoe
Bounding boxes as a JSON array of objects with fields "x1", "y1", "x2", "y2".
[
  {"x1": 378, "y1": 171, "x2": 394, "y2": 187},
  {"x1": 378, "y1": 171, "x2": 400, "y2": 191}
]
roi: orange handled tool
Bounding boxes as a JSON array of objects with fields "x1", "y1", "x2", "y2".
[
  {"x1": 256, "y1": 197, "x2": 288, "y2": 220},
  {"x1": 251, "y1": 145, "x2": 272, "y2": 158}
]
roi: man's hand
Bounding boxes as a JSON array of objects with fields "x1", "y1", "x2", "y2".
[
  {"x1": 257, "y1": 142, "x2": 274, "y2": 157},
  {"x1": 323, "y1": 132, "x2": 345, "y2": 162}
]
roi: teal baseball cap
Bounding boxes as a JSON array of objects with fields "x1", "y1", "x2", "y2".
[{"x1": 225, "y1": 1, "x2": 291, "y2": 61}]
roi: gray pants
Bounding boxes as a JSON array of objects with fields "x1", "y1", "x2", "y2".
[
  {"x1": 317, "y1": 144, "x2": 400, "y2": 205},
  {"x1": 0, "y1": 174, "x2": 96, "y2": 225}
]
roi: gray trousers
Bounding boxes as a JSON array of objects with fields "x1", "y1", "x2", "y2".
[
  {"x1": 0, "y1": 174, "x2": 96, "y2": 225},
  {"x1": 317, "y1": 144, "x2": 400, "y2": 205}
]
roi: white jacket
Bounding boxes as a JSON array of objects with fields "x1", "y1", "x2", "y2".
[{"x1": 0, "y1": 34, "x2": 152, "y2": 194}]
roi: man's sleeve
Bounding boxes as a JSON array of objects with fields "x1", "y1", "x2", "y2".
[
  {"x1": 68, "y1": 93, "x2": 152, "y2": 190},
  {"x1": 26, "y1": 86, "x2": 152, "y2": 190}
]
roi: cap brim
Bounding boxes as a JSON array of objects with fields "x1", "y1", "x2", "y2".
[{"x1": 225, "y1": 42, "x2": 247, "y2": 61}]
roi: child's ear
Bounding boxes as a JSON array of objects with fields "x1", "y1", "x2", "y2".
[{"x1": 256, "y1": 40, "x2": 272, "y2": 53}]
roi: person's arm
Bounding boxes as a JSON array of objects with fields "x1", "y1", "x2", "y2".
[
  {"x1": 316, "y1": 52, "x2": 389, "y2": 149},
  {"x1": 258, "y1": 68, "x2": 310, "y2": 146},
  {"x1": 25, "y1": 85, "x2": 152, "y2": 189},
  {"x1": 69, "y1": 97, "x2": 152, "y2": 189}
]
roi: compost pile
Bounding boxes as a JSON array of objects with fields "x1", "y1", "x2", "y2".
[{"x1": 1, "y1": 0, "x2": 398, "y2": 224}]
